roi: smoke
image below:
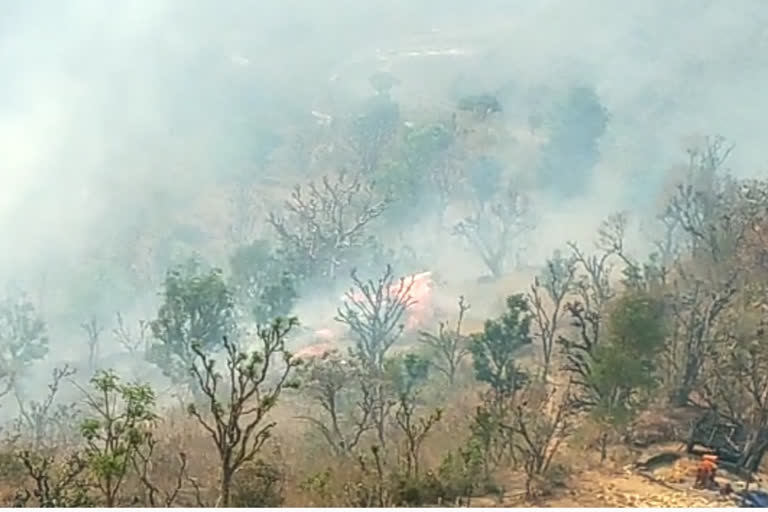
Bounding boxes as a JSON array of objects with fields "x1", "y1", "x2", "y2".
[{"x1": 1, "y1": 0, "x2": 767, "y2": 413}]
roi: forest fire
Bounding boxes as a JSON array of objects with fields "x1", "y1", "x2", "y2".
[
  {"x1": 402, "y1": 270, "x2": 435, "y2": 330},
  {"x1": 293, "y1": 341, "x2": 335, "y2": 360},
  {"x1": 294, "y1": 271, "x2": 436, "y2": 361},
  {"x1": 344, "y1": 270, "x2": 435, "y2": 331}
]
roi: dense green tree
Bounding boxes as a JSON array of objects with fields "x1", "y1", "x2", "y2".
[
  {"x1": 352, "y1": 94, "x2": 401, "y2": 174},
  {"x1": 228, "y1": 240, "x2": 298, "y2": 325},
  {"x1": 369, "y1": 71, "x2": 400, "y2": 97},
  {"x1": 586, "y1": 291, "x2": 665, "y2": 459},
  {"x1": 471, "y1": 294, "x2": 532, "y2": 399},
  {"x1": 457, "y1": 94, "x2": 502, "y2": 119},
  {"x1": 466, "y1": 156, "x2": 503, "y2": 206},
  {"x1": 147, "y1": 260, "x2": 235, "y2": 387},
  {"x1": 591, "y1": 291, "x2": 665, "y2": 404},
  {"x1": 79, "y1": 370, "x2": 157, "y2": 507},
  {"x1": 376, "y1": 121, "x2": 455, "y2": 225},
  {"x1": 537, "y1": 85, "x2": 609, "y2": 200},
  {"x1": 466, "y1": 294, "x2": 533, "y2": 479},
  {"x1": 0, "y1": 293, "x2": 49, "y2": 394}
]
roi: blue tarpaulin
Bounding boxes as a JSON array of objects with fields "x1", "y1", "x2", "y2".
[{"x1": 740, "y1": 490, "x2": 768, "y2": 508}]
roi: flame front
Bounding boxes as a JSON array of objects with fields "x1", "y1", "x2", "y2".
[
  {"x1": 290, "y1": 271, "x2": 437, "y2": 361},
  {"x1": 342, "y1": 271, "x2": 434, "y2": 331}
]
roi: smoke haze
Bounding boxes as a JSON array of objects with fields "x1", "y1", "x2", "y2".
[{"x1": 1, "y1": 0, "x2": 768, "y2": 402}]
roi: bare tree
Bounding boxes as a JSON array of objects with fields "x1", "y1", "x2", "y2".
[
  {"x1": 81, "y1": 317, "x2": 104, "y2": 374},
  {"x1": 506, "y1": 383, "x2": 572, "y2": 498},
  {"x1": 664, "y1": 142, "x2": 768, "y2": 471},
  {"x1": 566, "y1": 212, "x2": 630, "y2": 312},
  {"x1": 15, "y1": 450, "x2": 90, "y2": 507},
  {"x1": 557, "y1": 302, "x2": 601, "y2": 409},
  {"x1": 132, "y1": 437, "x2": 188, "y2": 507},
  {"x1": 666, "y1": 271, "x2": 738, "y2": 406},
  {"x1": 391, "y1": 355, "x2": 442, "y2": 478},
  {"x1": 0, "y1": 293, "x2": 49, "y2": 398},
  {"x1": 335, "y1": 265, "x2": 417, "y2": 449},
  {"x1": 14, "y1": 365, "x2": 76, "y2": 450},
  {"x1": 336, "y1": 265, "x2": 416, "y2": 372},
  {"x1": 666, "y1": 135, "x2": 733, "y2": 259},
  {"x1": 528, "y1": 253, "x2": 576, "y2": 378},
  {"x1": 659, "y1": 141, "x2": 767, "y2": 405},
  {"x1": 297, "y1": 351, "x2": 375, "y2": 456},
  {"x1": 454, "y1": 184, "x2": 532, "y2": 279},
  {"x1": 395, "y1": 399, "x2": 442, "y2": 479},
  {"x1": 268, "y1": 171, "x2": 390, "y2": 281},
  {"x1": 426, "y1": 146, "x2": 464, "y2": 231},
  {"x1": 705, "y1": 361, "x2": 768, "y2": 470},
  {"x1": 342, "y1": 445, "x2": 393, "y2": 507},
  {"x1": 113, "y1": 312, "x2": 150, "y2": 356},
  {"x1": 418, "y1": 296, "x2": 471, "y2": 384},
  {"x1": 187, "y1": 318, "x2": 300, "y2": 507},
  {"x1": 662, "y1": 137, "x2": 764, "y2": 270},
  {"x1": 558, "y1": 214, "x2": 631, "y2": 408},
  {"x1": 350, "y1": 91, "x2": 400, "y2": 175},
  {"x1": 113, "y1": 313, "x2": 154, "y2": 382},
  {"x1": 695, "y1": 295, "x2": 768, "y2": 472},
  {"x1": 596, "y1": 211, "x2": 634, "y2": 266},
  {"x1": 655, "y1": 208, "x2": 682, "y2": 269}
]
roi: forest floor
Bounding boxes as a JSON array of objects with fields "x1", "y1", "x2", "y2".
[{"x1": 469, "y1": 444, "x2": 761, "y2": 508}]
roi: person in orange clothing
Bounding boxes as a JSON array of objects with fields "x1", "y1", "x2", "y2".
[{"x1": 695, "y1": 454, "x2": 719, "y2": 489}]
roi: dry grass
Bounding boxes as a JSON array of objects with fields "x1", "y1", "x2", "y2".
[
  {"x1": 0, "y1": 265, "x2": 754, "y2": 507},
  {"x1": 1, "y1": 373, "x2": 758, "y2": 508}
]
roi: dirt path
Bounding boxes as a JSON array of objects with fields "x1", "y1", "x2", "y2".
[
  {"x1": 547, "y1": 469, "x2": 736, "y2": 508},
  {"x1": 468, "y1": 465, "x2": 742, "y2": 508}
]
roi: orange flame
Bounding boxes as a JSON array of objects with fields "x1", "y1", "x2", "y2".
[
  {"x1": 294, "y1": 342, "x2": 335, "y2": 360},
  {"x1": 343, "y1": 271, "x2": 434, "y2": 331}
]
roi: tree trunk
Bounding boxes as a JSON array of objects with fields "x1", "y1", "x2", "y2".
[
  {"x1": 374, "y1": 385, "x2": 388, "y2": 449},
  {"x1": 219, "y1": 468, "x2": 233, "y2": 507},
  {"x1": 741, "y1": 434, "x2": 768, "y2": 473},
  {"x1": 600, "y1": 432, "x2": 608, "y2": 462},
  {"x1": 670, "y1": 354, "x2": 699, "y2": 406},
  {"x1": 488, "y1": 257, "x2": 504, "y2": 280},
  {"x1": 105, "y1": 474, "x2": 116, "y2": 508}
]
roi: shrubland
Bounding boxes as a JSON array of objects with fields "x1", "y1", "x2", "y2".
[{"x1": 2, "y1": 77, "x2": 766, "y2": 508}]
